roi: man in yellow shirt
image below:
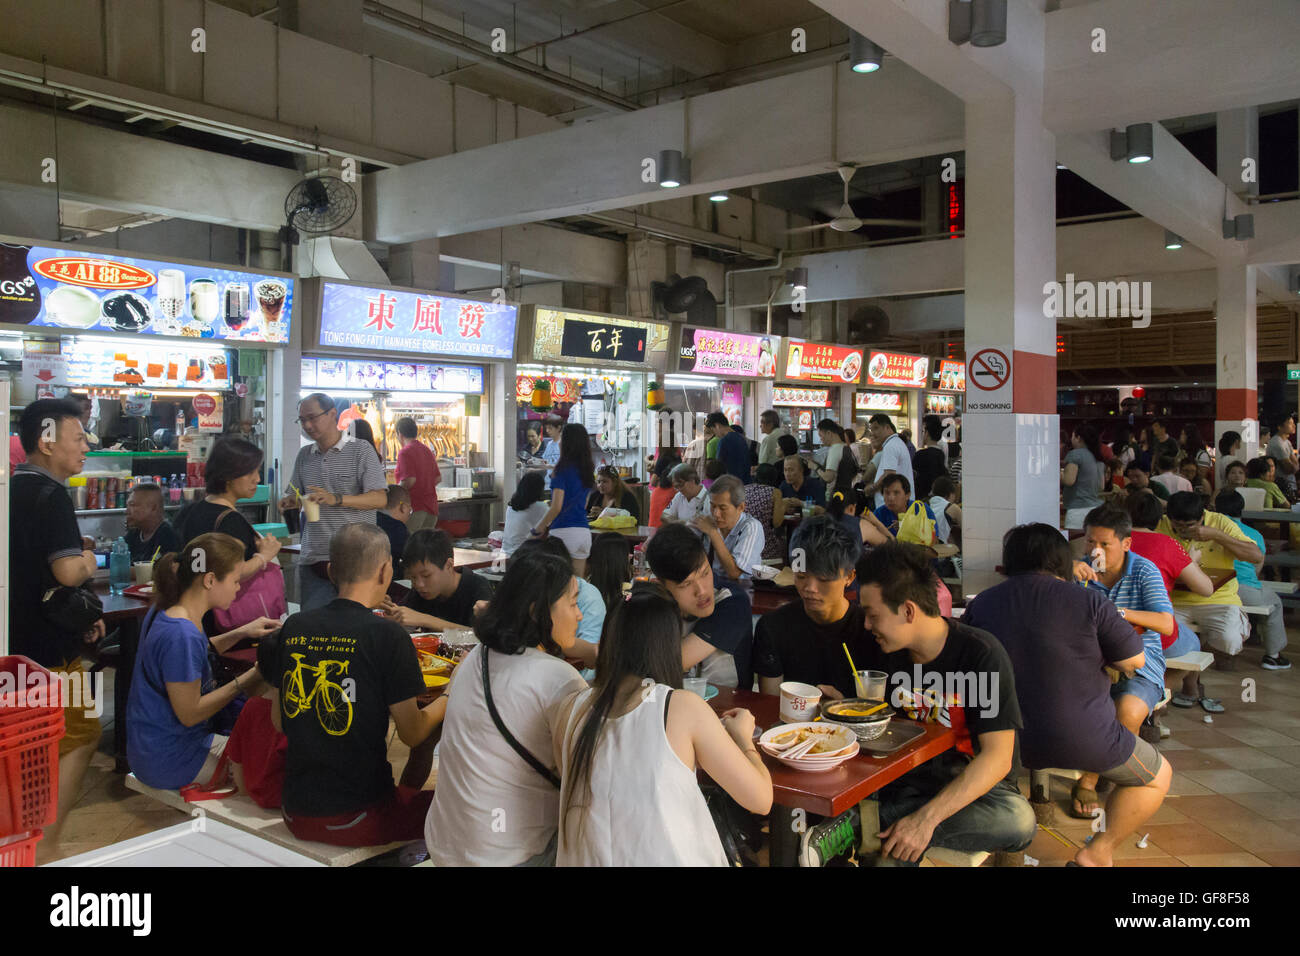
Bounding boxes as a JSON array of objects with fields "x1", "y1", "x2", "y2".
[{"x1": 1157, "y1": 492, "x2": 1262, "y2": 656}]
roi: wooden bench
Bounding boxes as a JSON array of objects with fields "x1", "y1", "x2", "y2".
[
  {"x1": 1261, "y1": 580, "x2": 1299, "y2": 595},
  {"x1": 125, "y1": 774, "x2": 410, "y2": 867}
]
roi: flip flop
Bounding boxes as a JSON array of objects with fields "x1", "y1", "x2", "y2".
[
  {"x1": 1199, "y1": 697, "x2": 1226, "y2": 714},
  {"x1": 1171, "y1": 693, "x2": 1198, "y2": 708},
  {"x1": 1069, "y1": 782, "x2": 1103, "y2": 820}
]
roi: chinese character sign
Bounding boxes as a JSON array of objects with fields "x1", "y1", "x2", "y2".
[
  {"x1": 866, "y1": 351, "x2": 929, "y2": 388},
  {"x1": 782, "y1": 341, "x2": 863, "y2": 384},
  {"x1": 319, "y1": 282, "x2": 517, "y2": 358},
  {"x1": 2, "y1": 242, "x2": 293, "y2": 343},
  {"x1": 678, "y1": 328, "x2": 779, "y2": 377},
  {"x1": 559, "y1": 317, "x2": 646, "y2": 363}
]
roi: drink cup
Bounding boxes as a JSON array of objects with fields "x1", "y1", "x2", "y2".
[
  {"x1": 133, "y1": 562, "x2": 154, "y2": 585},
  {"x1": 303, "y1": 498, "x2": 320, "y2": 522},
  {"x1": 779, "y1": 681, "x2": 822, "y2": 723},
  {"x1": 862, "y1": 670, "x2": 888, "y2": 701},
  {"x1": 189, "y1": 278, "x2": 219, "y2": 326},
  {"x1": 683, "y1": 676, "x2": 709, "y2": 698}
]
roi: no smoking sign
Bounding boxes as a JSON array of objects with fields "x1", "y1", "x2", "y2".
[{"x1": 967, "y1": 347, "x2": 1013, "y2": 412}]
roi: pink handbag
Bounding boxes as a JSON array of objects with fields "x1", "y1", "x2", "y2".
[{"x1": 213, "y1": 509, "x2": 287, "y2": 630}]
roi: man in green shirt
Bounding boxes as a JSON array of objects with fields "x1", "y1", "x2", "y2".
[{"x1": 1125, "y1": 462, "x2": 1169, "y2": 501}]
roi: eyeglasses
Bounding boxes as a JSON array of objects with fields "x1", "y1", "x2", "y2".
[{"x1": 295, "y1": 409, "x2": 331, "y2": 426}]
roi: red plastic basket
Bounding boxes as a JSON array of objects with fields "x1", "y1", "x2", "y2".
[
  {"x1": 0, "y1": 830, "x2": 40, "y2": 867},
  {"x1": 0, "y1": 656, "x2": 65, "y2": 839},
  {"x1": 0, "y1": 655, "x2": 61, "y2": 729}
]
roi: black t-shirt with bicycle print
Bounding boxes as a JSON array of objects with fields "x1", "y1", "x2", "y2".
[{"x1": 274, "y1": 598, "x2": 424, "y2": 816}]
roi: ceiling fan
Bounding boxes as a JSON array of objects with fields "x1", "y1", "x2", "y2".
[{"x1": 786, "y1": 165, "x2": 923, "y2": 234}]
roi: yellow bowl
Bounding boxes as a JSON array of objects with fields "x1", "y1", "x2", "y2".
[{"x1": 423, "y1": 674, "x2": 449, "y2": 688}]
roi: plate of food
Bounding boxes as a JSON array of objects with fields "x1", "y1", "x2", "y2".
[{"x1": 758, "y1": 722, "x2": 859, "y2": 770}]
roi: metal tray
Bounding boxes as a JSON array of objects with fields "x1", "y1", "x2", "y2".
[{"x1": 859, "y1": 720, "x2": 926, "y2": 756}]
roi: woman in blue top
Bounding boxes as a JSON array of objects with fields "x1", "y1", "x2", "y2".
[
  {"x1": 126, "y1": 532, "x2": 279, "y2": 790},
  {"x1": 533, "y1": 423, "x2": 596, "y2": 575}
]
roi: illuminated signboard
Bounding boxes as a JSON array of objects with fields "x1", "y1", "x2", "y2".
[
  {"x1": 773, "y1": 386, "x2": 831, "y2": 407},
  {"x1": 866, "y1": 350, "x2": 929, "y2": 389},
  {"x1": 318, "y1": 282, "x2": 517, "y2": 358},
  {"x1": 301, "y1": 356, "x2": 484, "y2": 394},
  {"x1": 783, "y1": 341, "x2": 863, "y2": 384},
  {"x1": 1, "y1": 240, "x2": 293, "y2": 343},
  {"x1": 678, "y1": 327, "x2": 779, "y2": 377},
  {"x1": 947, "y1": 179, "x2": 964, "y2": 237},
  {"x1": 64, "y1": 340, "x2": 232, "y2": 389},
  {"x1": 534, "y1": 308, "x2": 666, "y2": 366},
  {"x1": 933, "y1": 360, "x2": 966, "y2": 392},
  {"x1": 855, "y1": 391, "x2": 904, "y2": 412},
  {"x1": 925, "y1": 392, "x2": 960, "y2": 417}
]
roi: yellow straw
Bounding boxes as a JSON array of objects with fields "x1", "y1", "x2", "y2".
[
  {"x1": 151, "y1": 546, "x2": 160, "y2": 562},
  {"x1": 842, "y1": 642, "x2": 864, "y2": 697}
]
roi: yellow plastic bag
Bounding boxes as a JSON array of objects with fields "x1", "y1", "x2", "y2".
[{"x1": 897, "y1": 501, "x2": 936, "y2": 546}]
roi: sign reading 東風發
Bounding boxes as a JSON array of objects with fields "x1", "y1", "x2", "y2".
[
  {"x1": 318, "y1": 282, "x2": 517, "y2": 358},
  {"x1": 678, "y1": 328, "x2": 779, "y2": 377},
  {"x1": 0, "y1": 240, "x2": 293, "y2": 343},
  {"x1": 533, "y1": 308, "x2": 668, "y2": 366}
]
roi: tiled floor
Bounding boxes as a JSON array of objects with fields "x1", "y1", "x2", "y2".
[
  {"x1": 32, "y1": 632, "x2": 1300, "y2": 866},
  {"x1": 1018, "y1": 640, "x2": 1300, "y2": 867}
]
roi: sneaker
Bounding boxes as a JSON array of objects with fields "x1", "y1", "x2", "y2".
[{"x1": 1262, "y1": 655, "x2": 1293, "y2": 671}]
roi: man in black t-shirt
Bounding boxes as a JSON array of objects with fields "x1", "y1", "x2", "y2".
[
  {"x1": 646, "y1": 523, "x2": 754, "y2": 688},
  {"x1": 9, "y1": 399, "x2": 105, "y2": 855},
  {"x1": 911, "y1": 415, "x2": 948, "y2": 500},
  {"x1": 853, "y1": 543, "x2": 1036, "y2": 865},
  {"x1": 375, "y1": 484, "x2": 412, "y2": 577},
  {"x1": 124, "y1": 483, "x2": 180, "y2": 563},
  {"x1": 272, "y1": 522, "x2": 444, "y2": 846},
  {"x1": 383, "y1": 529, "x2": 492, "y2": 631},
  {"x1": 754, "y1": 516, "x2": 873, "y2": 699}
]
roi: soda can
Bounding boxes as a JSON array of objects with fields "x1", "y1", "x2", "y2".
[
  {"x1": 117, "y1": 492, "x2": 127, "y2": 508},
  {"x1": 105, "y1": 477, "x2": 117, "y2": 500}
]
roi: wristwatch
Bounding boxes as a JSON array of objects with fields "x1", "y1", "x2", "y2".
[
  {"x1": 1117, "y1": 607, "x2": 1128, "y2": 621},
  {"x1": 333, "y1": 492, "x2": 343, "y2": 506}
]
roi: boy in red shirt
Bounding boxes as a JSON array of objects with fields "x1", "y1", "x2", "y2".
[{"x1": 394, "y1": 416, "x2": 440, "y2": 532}]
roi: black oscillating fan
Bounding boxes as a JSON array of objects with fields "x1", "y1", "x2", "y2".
[{"x1": 279, "y1": 175, "x2": 357, "y2": 247}]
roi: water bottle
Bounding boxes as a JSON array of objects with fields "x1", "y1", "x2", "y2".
[{"x1": 109, "y1": 537, "x2": 131, "y2": 595}]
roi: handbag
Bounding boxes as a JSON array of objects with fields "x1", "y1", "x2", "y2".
[
  {"x1": 481, "y1": 647, "x2": 561, "y2": 789},
  {"x1": 212, "y1": 508, "x2": 287, "y2": 630}
]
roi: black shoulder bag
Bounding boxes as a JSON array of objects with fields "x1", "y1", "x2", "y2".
[{"x1": 480, "y1": 647, "x2": 561, "y2": 789}]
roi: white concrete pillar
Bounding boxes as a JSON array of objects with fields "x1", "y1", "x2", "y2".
[
  {"x1": 1216, "y1": 108, "x2": 1260, "y2": 199},
  {"x1": 1214, "y1": 111, "x2": 1259, "y2": 459},
  {"x1": 1214, "y1": 263, "x2": 1259, "y2": 460},
  {"x1": 960, "y1": 95, "x2": 1059, "y2": 594}
]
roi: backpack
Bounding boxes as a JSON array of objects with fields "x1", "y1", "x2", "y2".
[{"x1": 896, "y1": 501, "x2": 936, "y2": 546}]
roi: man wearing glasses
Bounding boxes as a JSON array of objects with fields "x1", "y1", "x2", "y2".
[{"x1": 280, "y1": 392, "x2": 388, "y2": 610}]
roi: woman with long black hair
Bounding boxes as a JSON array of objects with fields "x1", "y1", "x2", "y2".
[
  {"x1": 532, "y1": 423, "x2": 595, "y2": 574},
  {"x1": 1061, "y1": 424, "x2": 1104, "y2": 529},
  {"x1": 424, "y1": 549, "x2": 587, "y2": 867},
  {"x1": 555, "y1": 584, "x2": 771, "y2": 866}
]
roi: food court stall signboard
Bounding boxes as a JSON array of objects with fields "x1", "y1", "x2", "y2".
[
  {"x1": 677, "y1": 328, "x2": 779, "y2": 377},
  {"x1": 64, "y1": 340, "x2": 232, "y2": 389},
  {"x1": 933, "y1": 360, "x2": 966, "y2": 392},
  {"x1": 774, "y1": 386, "x2": 832, "y2": 408},
  {"x1": 317, "y1": 282, "x2": 517, "y2": 359},
  {"x1": 0, "y1": 239, "x2": 293, "y2": 343},
  {"x1": 532, "y1": 308, "x2": 668, "y2": 368},
  {"x1": 301, "y1": 357, "x2": 484, "y2": 394},
  {"x1": 782, "y1": 341, "x2": 863, "y2": 385},
  {"x1": 865, "y1": 350, "x2": 929, "y2": 389}
]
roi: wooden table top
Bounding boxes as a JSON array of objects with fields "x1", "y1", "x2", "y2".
[
  {"x1": 93, "y1": 585, "x2": 151, "y2": 623},
  {"x1": 707, "y1": 688, "x2": 957, "y2": 817}
]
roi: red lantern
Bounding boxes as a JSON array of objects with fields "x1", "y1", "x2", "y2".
[{"x1": 1132, "y1": 386, "x2": 1146, "y2": 399}]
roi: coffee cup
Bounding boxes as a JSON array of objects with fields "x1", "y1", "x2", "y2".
[
  {"x1": 303, "y1": 498, "x2": 320, "y2": 522},
  {"x1": 779, "y1": 681, "x2": 822, "y2": 723},
  {"x1": 133, "y1": 562, "x2": 154, "y2": 585}
]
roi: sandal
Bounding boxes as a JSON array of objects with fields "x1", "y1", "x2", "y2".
[
  {"x1": 1172, "y1": 693, "x2": 1198, "y2": 708},
  {"x1": 1069, "y1": 782, "x2": 1103, "y2": 820},
  {"x1": 1199, "y1": 697, "x2": 1225, "y2": 714}
]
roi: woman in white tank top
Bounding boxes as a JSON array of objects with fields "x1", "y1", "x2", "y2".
[{"x1": 555, "y1": 586, "x2": 773, "y2": 866}]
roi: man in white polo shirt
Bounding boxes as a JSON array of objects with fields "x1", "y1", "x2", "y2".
[
  {"x1": 280, "y1": 392, "x2": 388, "y2": 610},
  {"x1": 865, "y1": 413, "x2": 914, "y2": 510},
  {"x1": 661, "y1": 463, "x2": 709, "y2": 530}
]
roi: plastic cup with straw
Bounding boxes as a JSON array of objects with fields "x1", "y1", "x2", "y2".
[{"x1": 842, "y1": 642, "x2": 865, "y2": 698}]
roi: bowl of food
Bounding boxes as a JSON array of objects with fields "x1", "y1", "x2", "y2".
[
  {"x1": 759, "y1": 722, "x2": 859, "y2": 771},
  {"x1": 820, "y1": 698, "x2": 894, "y2": 741}
]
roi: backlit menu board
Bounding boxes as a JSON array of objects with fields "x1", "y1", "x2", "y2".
[
  {"x1": 318, "y1": 282, "x2": 516, "y2": 359},
  {"x1": 933, "y1": 360, "x2": 966, "y2": 392},
  {"x1": 65, "y1": 341, "x2": 232, "y2": 389},
  {"x1": 1, "y1": 240, "x2": 292, "y2": 343},
  {"x1": 773, "y1": 386, "x2": 831, "y2": 407},
  {"x1": 677, "y1": 328, "x2": 779, "y2": 377},
  {"x1": 866, "y1": 350, "x2": 929, "y2": 389},
  {"x1": 855, "y1": 391, "x2": 905, "y2": 412},
  {"x1": 301, "y1": 356, "x2": 484, "y2": 394},
  {"x1": 782, "y1": 341, "x2": 863, "y2": 384}
]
